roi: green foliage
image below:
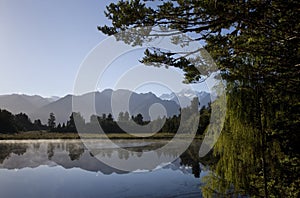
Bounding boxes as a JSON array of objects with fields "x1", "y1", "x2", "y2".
[
  {"x1": 47, "y1": 112, "x2": 56, "y2": 131},
  {"x1": 132, "y1": 113, "x2": 144, "y2": 125},
  {"x1": 0, "y1": 109, "x2": 48, "y2": 133},
  {"x1": 0, "y1": 109, "x2": 17, "y2": 133},
  {"x1": 15, "y1": 113, "x2": 34, "y2": 131},
  {"x1": 99, "y1": 0, "x2": 299, "y2": 197},
  {"x1": 85, "y1": 102, "x2": 210, "y2": 134}
]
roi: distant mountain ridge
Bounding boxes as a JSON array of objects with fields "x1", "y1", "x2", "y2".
[
  {"x1": 0, "y1": 94, "x2": 60, "y2": 115},
  {"x1": 31, "y1": 89, "x2": 180, "y2": 124},
  {"x1": 159, "y1": 89, "x2": 212, "y2": 108},
  {"x1": 0, "y1": 90, "x2": 180, "y2": 124},
  {"x1": 0, "y1": 89, "x2": 212, "y2": 125}
]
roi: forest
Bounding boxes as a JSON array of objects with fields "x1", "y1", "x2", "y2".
[
  {"x1": 0, "y1": 0, "x2": 298, "y2": 197},
  {"x1": 0, "y1": 97, "x2": 211, "y2": 135},
  {"x1": 98, "y1": 0, "x2": 299, "y2": 197}
]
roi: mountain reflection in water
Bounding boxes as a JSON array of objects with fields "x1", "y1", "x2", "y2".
[{"x1": 0, "y1": 140, "x2": 209, "y2": 198}]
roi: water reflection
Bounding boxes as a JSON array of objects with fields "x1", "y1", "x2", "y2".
[
  {"x1": 0, "y1": 140, "x2": 208, "y2": 198},
  {"x1": 0, "y1": 143, "x2": 27, "y2": 164},
  {"x1": 0, "y1": 140, "x2": 207, "y2": 177}
]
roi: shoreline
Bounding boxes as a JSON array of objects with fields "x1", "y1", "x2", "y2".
[{"x1": 0, "y1": 131, "x2": 204, "y2": 140}]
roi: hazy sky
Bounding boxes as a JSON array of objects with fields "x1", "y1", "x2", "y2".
[{"x1": 0, "y1": 0, "x2": 210, "y2": 97}]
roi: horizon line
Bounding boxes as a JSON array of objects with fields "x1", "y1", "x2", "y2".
[{"x1": 0, "y1": 88, "x2": 210, "y2": 99}]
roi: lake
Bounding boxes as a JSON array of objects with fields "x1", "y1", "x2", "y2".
[{"x1": 0, "y1": 139, "x2": 208, "y2": 198}]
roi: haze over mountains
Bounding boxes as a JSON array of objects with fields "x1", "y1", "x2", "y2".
[
  {"x1": 0, "y1": 94, "x2": 59, "y2": 115},
  {"x1": 0, "y1": 89, "x2": 212, "y2": 124}
]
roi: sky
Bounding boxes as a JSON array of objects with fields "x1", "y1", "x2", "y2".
[{"x1": 0, "y1": 0, "x2": 211, "y2": 97}]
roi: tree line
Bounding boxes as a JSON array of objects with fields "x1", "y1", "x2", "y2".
[
  {"x1": 0, "y1": 98, "x2": 211, "y2": 135},
  {"x1": 0, "y1": 109, "x2": 47, "y2": 133}
]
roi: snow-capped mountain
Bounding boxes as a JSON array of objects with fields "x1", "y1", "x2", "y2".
[{"x1": 159, "y1": 89, "x2": 213, "y2": 108}]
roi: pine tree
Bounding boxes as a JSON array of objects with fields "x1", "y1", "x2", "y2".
[
  {"x1": 47, "y1": 113, "x2": 56, "y2": 132},
  {"x1": 99, "y1": 1, "x2": 300, "y2": 197}
]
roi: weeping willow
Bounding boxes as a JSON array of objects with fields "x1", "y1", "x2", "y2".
[{"x1": 201, "y1": 81, "x2": 300, "y2": 198}]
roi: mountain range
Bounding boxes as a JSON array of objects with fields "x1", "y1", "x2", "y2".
[
  {"x1": 0, "y1": 94, "x2": 59, "y2": 115},
  {"x1": 159, "y1": 89, "x2": 212, "y2": 108},
  {"x1": 0, "y1": 89, "x2": 211, "y2": 124}
]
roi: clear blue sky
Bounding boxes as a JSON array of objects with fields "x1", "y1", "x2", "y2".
[
  {"x1": 0, "y1": 0, "x2": 210, "y2": 97},
  {"x1": 0, "y1": 0, "x2": 114, "y2": 97}
]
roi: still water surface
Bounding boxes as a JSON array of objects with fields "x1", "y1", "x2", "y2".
[{"x1": 0, "y1": 140, "x2": 208, "y2": 198}]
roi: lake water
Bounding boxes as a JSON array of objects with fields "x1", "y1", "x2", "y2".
[{"x1": 0, "y1": 140, "x2": 208, "y2": 198}]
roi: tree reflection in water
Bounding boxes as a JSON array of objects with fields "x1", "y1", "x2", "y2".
[
  {"x1": 0, "y1": 140, "x2": 209, "y2": 178},
  {"x1": 0, "y1": 143, "x2": 27, "y2": 164}
]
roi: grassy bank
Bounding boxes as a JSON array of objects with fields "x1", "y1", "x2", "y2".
[{"x1": 0, "y1": 131, "x2": 204, "y2": 140}]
